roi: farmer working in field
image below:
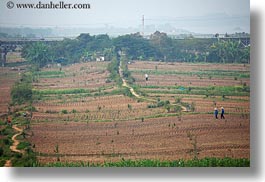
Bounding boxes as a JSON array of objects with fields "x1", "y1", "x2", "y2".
[
  {"x1": 145, "y1": 74, "x2": 149, "y2": 81},
  {"x1": 221, "y1": 107, "x2": 225, "y2": 119},
  {"x1": 214, "y1": 108, "x2": 218, "y2": 119}
]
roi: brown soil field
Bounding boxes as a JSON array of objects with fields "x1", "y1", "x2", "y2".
[
  {"x1": 129, "y1": 61, "x2": 250, "y2": 72},
  {"x1": 0, "y1": 67, "x2": 21, "y2": 115},
  {"x1": 129, "y1": 61, "x2": 250, "y2": 88},
  {"x1": 132, "y1": 73, "x2": 249, "y2": 87},
  {"x1": 33, "y1": 95, "x2": 164, "y2": 122},
  {"x1": 35, "y1": 95, "x2": 147, "y2": 112},
  {"x1": 34, "y1": 62, "x2": 113, "y2": 90},
  {"x1": 145, "y1": 94, "x2": 249, "y2": 113},
  {"x1": 23, "y1": 61, "x2": 250, "y2": 165},
  {"x1": 29, "y1": 114, "x2": 249, "y2": 164}
]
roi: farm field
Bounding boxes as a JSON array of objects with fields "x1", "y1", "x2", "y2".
[
  {"x1": 0, "y1": 67, "x2": 22, "y2": 117},
  {"x1": 0, "y1": 57, "x2": 30, "y2": 167},
  {"x1": 30, "y1": 114, "x2": 249, "y2": 164},
  {"x1": 24, "y1": 61, "x2": 250, "y2": 165}
]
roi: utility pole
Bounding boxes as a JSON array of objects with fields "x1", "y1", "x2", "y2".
[
  {"x1": 1, "y1": 47, "x2": 7, "y2": 67},
  {"x1": 142, "y1": 15, "x2": 145, "y2": 36}
]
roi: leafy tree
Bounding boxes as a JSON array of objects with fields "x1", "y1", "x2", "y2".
[
  {"x1": 11, "y1": 73, "x2": 33, "y2": 105},
  {"x1": 150, "y1": 31, "x2": 174, "y2": 61},
  {"x1": 107, "y1": 56, "x2": 122, "y2": 85},
  {"x1": 208, "y1": 40, "x2": 247, "y2": 63},
  {"x1": 22, "y1": 42, "x2": 53, "y2": 69},
  {"x1": 113, "y1": 33, "x2": 160, "y2": 60},
  {"x1": 21, "y1": 32, "x2": 250, "y2": 67}
]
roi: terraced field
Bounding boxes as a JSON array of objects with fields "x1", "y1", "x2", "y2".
[{"x1": 26, "y1": 61, "x2": 250, "y2": 164}]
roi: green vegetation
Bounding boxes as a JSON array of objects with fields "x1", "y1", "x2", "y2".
[
  {"x1": 22, "y1": 42, "x2": 53, "y2": 70},
  {"x1": 10, "y1": 31, "x2": 249, "y2": 167},
  {"x1": 33, "y1": 88, "x2": 90, "y2": 95},
  {"x1": 147, "y1": 100, "x2": 170, "y2": 108},
  {"x1": 21, "y1": 32, "x2": 250, "y2": 69},
  {"x1": 11, "y1": 152, "x2": 37, "y2": 167},
  {"x1": 120, "y1": 58, "x2": 135, "y2": 84},
  {"x1": 131, "y1": 69, "x2": 250, "y2": 78},
  {"x1": 40, "y1": 157, "x2": 250, "y2": 167},
  {"x1": 107, "y1": 56, "x2": 122, "y2": 85},
  {"x1": 0, "y1": 125, "x2": 14, "y2": 166},
  {"x1": 139, "y1": 85, "x2": 250, "y2": 97},
  {"x1": 61, "y1": 110, "x2": 68, "y2": 114},
  {"x1": 17, "y1": 141, "x2": 31, "y2": 150},
  {"x1": 0, "y1": 118, "x2": 38, "y2": 167},
  {"x1": 33, "y1": 71, "x2": 65, "y2": 78},
  {"x1": 1, "y1": 66, "x2": 38, "y2": 166},
  {"x1": 208, "y1": 39, "x2": 250, "y2": 63},
  {"x1": 11, "y1": 72, "x2": 33, "y2": 105},
  {"x1": 35, "y1": 71, "x2": 65, "y2": 76},
  {"x1": 5, "y1": 61, "x2": 29, "y2": 67},
  {"x1": 114, "y1": 33, "x2": 160, "y2": 60}
]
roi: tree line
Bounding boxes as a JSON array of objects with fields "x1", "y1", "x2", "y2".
[{"x1": 21, "y1": 31, "x2": 250, "y2": 69}]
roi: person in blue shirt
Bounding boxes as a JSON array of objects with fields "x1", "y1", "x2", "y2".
[
  {"x1": 221, "y1": 107, "x2": 225, "y2": 119},
  {"x1": 214, "y1": 108, "x2": 218, "y2": 119}
]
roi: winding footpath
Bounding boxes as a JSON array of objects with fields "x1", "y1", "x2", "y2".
[
  {"x1": 4, "y1": 125, "x2": 24, "y2": 167},
  {"x1": 119, "y1": 61, "x2": 187, "y2": 112},
  {"x1": 119, "y1": 61, "x2": 141, "y2": 99}
]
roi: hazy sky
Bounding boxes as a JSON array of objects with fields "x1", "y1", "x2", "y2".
[{"x1": 0, "y1": 0, "x2": 250, "y2": 33}]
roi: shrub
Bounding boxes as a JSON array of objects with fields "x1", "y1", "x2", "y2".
[
  {"x1": 25, "y1": 106, "x2": 37, "y2": 112},
  {"x1": 157, "y1": 101, "x2": 165, "y2": 107},
  {"x1": 0, "y1": 147, "x2": 3, "y2": 157},
  {"x1": 11, "y1": 81, "x2": 32, "y2": 105},
  {"x1": 175, "y1": 97, "x2": 182, "y2": 103},
  {"x1": 157, "y1": 100, "x2": 170, "y2": 107},
  {"x1": 147, "y1": 104, "x2": 156, "y2": 108},
  {"x1": 174, "y1": 105, "x2": 182, "y2": 112},
  {"x1": 61, "y1": 110, "x2": 68, "y2": 114},
  {"x1": 45, "y1": 110, "x2": 57, "y2": 114},
  {"x1": 17, "y1": 142, "x2": 30, "y2": 150}
]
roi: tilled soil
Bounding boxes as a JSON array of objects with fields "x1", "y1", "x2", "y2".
[{"x1": 28, "y1": 114, "x2": 249, "y2": 164}]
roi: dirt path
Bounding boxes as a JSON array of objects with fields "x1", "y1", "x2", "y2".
[
  {"x1": 119, "y1": 61, "x2": 141, "y2": 98},
  {"x1": 119, "y1": 61, "x2": 187, "y2": 112},
  {"x1": 4, "y1": 125, "x2": 24, "y2": 167},
  {"x1": 10, "y1": 125, "x2": 24, "y2": 154},
  {"x1": 121, "y1": 78, "x2": 141, "y2": 98},
  {"x1": 4, "y1": 160, "x2": 12, "y2": 167},
  {"x1": 119, "y1": 62, "x2": 156, "y2": 102}
]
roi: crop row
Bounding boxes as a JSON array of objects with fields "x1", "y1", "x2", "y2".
[
  {"x1": 130, "y1": 69, "x2": 250, "y2": 78},
  {"x1": 39, "y1": 157, "x2": 250, "y2": 167},
  {"x1": 32, "y1": 107, "x2": 164, "y2": 122},
  {"x1": 137, "y1": 85, "x2": 250, "y2": 97}
]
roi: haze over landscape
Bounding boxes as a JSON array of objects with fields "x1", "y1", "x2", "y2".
[
  {"x1": 0, "y1": 0, "x2": 250, "y2": 167},
  {"x1": 0, "y1": 0, "x2": 250, "y2": 37}
]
